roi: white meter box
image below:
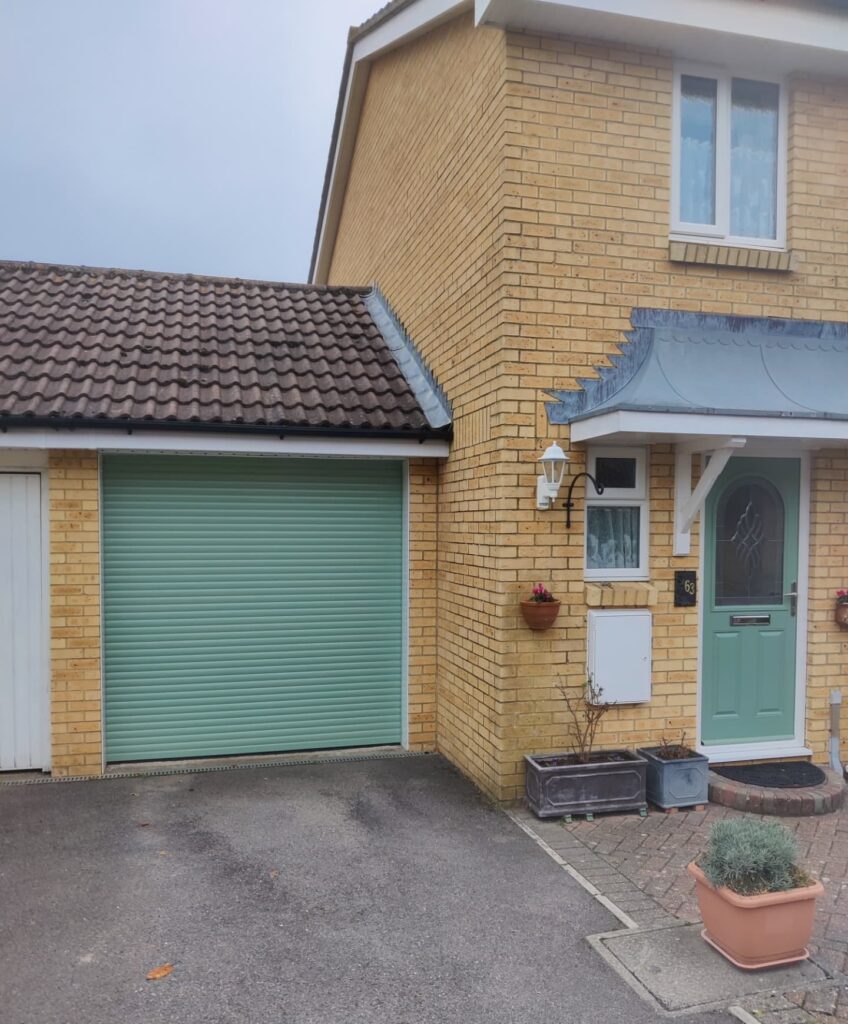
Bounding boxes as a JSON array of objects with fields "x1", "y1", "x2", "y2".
[{"x1": 587, "y1": 609, "x2": 652, "y2": 704}]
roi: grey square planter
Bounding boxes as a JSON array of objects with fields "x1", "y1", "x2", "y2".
[
  {"x1": 637, "y1": 746, "x2": 709, "y2": 810},
  {"x1": 524, "y1": 750, "x2": 647, "y2": 819}
]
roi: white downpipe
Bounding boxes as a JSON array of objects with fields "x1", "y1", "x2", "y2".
[{"x1": 830, "y1": 690, "x2": 844, "y2": 775}]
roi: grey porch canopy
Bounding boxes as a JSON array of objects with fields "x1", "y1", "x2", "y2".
[
  {"x1": 546, "y1": 308, "x2": 848, "y2": 556},
  {"x1": 547, "y1": 308, "x2": 848, "y2": 438}
]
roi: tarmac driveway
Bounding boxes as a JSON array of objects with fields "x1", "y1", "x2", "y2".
[{"x1": 0, "y1": 753, "x2": 731, "y2": 1024}]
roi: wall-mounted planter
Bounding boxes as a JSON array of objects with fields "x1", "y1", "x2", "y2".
[
  {"x1": 637, "y1": 746, "x2": 709, "y2": 810},
  {"x1": 836, "y1": 603, "x2": 848, "y2": 629},
  {"x1": 520, "y1": 600, "x2": 560, "y2": 631},
  {"x1": 525, "y1": 749, "x2": 647, "y2": 818}
]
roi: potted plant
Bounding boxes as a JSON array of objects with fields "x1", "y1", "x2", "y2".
[
  {"x1": 688, "y1": 818, "x2": 824, "y2": 970},
  {"x1": 836, "y1": 589, "x2": 848, "y2": 628},
  {"x1": 637, "y1": 729, "x2": 709, "y2": 810},
  {"x1": 525, "y1": 678, "x2": 647, "y2": 819},
  {"x1": 520, "y1": 583, "x2": 561, "y2": 630}
]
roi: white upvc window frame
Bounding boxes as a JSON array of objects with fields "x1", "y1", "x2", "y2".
[
  {"x1": 671, "y1": 63, "x2": 788, "y2": 252},
  {"x1": 584, "y1": 447, "x2": 650, "y2": 583}
]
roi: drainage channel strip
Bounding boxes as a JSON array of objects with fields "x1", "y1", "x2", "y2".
[{"x1": 0, "y1": 749, "x2": 431, "y2": 786}]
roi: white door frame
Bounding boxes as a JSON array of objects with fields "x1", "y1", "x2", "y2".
[
  {"x1": 0, "y1": 452, "x2": 51, "y2": 771},
  {"x1": 695, "y1": 448, "x2": 811, "y2": 762}
]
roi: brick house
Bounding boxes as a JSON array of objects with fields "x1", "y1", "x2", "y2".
[
  {"x1": 310, "y1": 0, "x2": 848, "y2": 801},
  {"x1": 3, "y1": 0, "x2": 847, "y2": 805}
]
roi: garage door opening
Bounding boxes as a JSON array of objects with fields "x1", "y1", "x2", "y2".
[{"x1": 102, "y1": 455, "x2": 404, "y2": 762}]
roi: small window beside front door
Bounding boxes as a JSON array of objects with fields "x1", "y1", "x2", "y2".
[
  {"x1": 585, "y1": 447, "x2": 649, "y2": 582},
  {"x1": 714, "y1": 477, "x2": 785, "y2": 606}
]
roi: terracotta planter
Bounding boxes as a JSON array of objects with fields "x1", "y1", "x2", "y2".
[
  {"x1": 687, "y1": 861, "x2": 824, "y2": 970},
  {"x1": 520, "y1": 599, "x2": 561, "y2": 630},
  {"x1": 836, "y1": 603, "x2": 848, "y2": 628}
]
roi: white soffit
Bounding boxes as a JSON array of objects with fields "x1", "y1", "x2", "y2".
[
  {"x1": 475, "y1": 0, "x2": 848, "y2": 75},
  {"x1": 570, "y1": 410, "x2": 848, "y2": 449}
]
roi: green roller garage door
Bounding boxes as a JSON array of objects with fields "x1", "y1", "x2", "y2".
[{"x1": 102, "y1": 455, "x2": 404, "y2": 762}]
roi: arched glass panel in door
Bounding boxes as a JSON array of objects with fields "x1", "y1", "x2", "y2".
[{"x1": 714, "y1": 477, "x2": 784, "y2": 606}]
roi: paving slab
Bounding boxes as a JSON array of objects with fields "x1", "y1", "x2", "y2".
[{"x1": 593, "y1": 923, "x2": 828, "y2": 1014}]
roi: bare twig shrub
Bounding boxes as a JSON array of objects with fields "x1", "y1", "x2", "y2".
[
  {"x1": 557, "y1": 677, "x2": 612, "y2": 763},
  {"x1": 656, "y1": 727, "x2": 691, "y2": 760}
]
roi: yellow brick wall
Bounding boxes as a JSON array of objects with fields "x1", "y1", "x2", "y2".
[
  {"x1": 408, "y1": 458, "x2": 439, "y2": 750},
  {"x1": 329, "y1": 15, "x2": 514, "y2": 798},
  {"x1": 808, "y1": 453, "x2": 848, "y2": 760},
  {"x1": 49, "y1": 451, "x2": 102, "y2": 776},
  {"x1": 497, "y1": 33, "x2": 848, "y2": 796},
  {"x1": 327, "y1": 14, "x2": 848, "y2": 800},
  {"x1": 42, "y1": 452, "x2": 439, "y2": 775}
]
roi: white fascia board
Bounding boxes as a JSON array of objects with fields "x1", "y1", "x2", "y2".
[
  {"x1": 476, "y1": 0, "x2": 848, "y2": 76},
  {"x1": 570, "y1": 411, "x2": 848, "y2": 447},
  {"x1": 0, "y1": 429, "x2": 449, "y2": 459},
  {"x1": 0, "y1": 449, "x2": 48, "y2": 469},
  {"x1": 356, "y1": 0, "x2": 471, "y2": 62},
  {"x1": 312, "y1": 0, "x2": 470, "y2": 285},
  {"x1": 312, "y1": 61, "x2": 370, "y2": 285}
]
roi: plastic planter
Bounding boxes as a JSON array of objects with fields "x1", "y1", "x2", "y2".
[
  {"x1": 637, "y1": 746, "x2": 709, "y2": 810},
  {"x1": 688, "y1": 861, "x2": 823, "y2": 970},
  {"x1": 524, "y1": 749, "x2": 647, "y2": 819}
]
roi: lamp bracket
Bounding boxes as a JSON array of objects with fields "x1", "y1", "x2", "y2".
[
  {"x1": 537, "y1": 474, "x2": 560, "y2": 511},
  {"x1": 563, "y1": 472, "x2": 604, "y2": 528}
]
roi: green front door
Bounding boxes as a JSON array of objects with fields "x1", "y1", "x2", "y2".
[
  {"x1": 102, "y1": 455, "x2": 404, "y2": 762},
  {"x1": 702, "y1": 457, "x2": 800, "y2": 746}
]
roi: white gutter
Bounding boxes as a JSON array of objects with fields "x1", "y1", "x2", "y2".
[{"x1": 0, "y1": 429, "x2": 450, "y2": 459}]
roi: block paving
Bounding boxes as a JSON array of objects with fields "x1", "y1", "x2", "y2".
[{"x1": 514, "y1": 800, "x2": 848, "y2": 1022}]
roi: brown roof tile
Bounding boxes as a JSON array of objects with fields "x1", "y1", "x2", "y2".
[{"x1": 0, "y1": 261, "x2": 450, "y2": 438}]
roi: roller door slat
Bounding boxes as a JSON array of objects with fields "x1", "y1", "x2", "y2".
[{"x1": 103, "y1": 455, "x2": 403, "y2": 761}]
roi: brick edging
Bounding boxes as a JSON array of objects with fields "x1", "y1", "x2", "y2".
[{"x1": 708, "y1": 768, "x2": 845, "y2": 816}]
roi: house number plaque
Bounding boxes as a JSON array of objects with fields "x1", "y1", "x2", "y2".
[{"x1": 674, "y1": 571, "x2": 697, "y2": 607}]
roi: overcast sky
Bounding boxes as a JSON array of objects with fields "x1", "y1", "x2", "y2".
[{"x1": 0, "y1": 0, "x2": 380, "y2": 282}]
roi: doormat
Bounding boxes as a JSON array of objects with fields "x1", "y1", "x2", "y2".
[{"x1": 713, "y1": 761, "x2": 826, "y2": 789}]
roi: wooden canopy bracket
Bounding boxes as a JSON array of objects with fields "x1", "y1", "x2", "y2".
[{"x1": 673, "y1": 438, "x2": 747, "y2": 556}]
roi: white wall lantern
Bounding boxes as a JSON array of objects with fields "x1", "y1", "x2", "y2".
[{"x1": 536, "y1": 442, "x2": 569, "y2": 511}]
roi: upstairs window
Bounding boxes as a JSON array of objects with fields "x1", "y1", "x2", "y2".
[{"x1": 673, "y1": 67, "x2": 786, "y2": 248}]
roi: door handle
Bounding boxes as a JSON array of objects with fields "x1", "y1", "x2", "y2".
[{"x1": 784, "y1": 582, "x2": 798, "y2": 617}]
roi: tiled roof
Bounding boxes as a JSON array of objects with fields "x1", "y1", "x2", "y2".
[{"x1": 0, "y1": 261, "x2": 450, "y2": 438}]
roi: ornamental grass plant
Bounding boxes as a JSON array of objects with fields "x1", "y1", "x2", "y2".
[{"x1": 700, "y1": 818, "x2": 811, "y2": 897}]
